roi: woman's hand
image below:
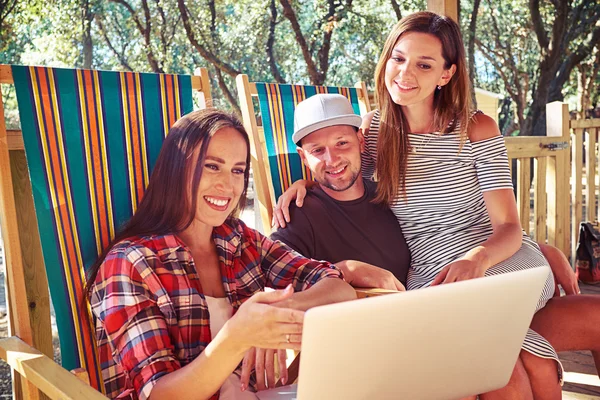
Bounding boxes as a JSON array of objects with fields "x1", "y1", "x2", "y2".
[
  {"x1": 239, "y1": 348, "x2": 288, "y2": 391},
  {"x1": 272, "y1": 180, "x2": 317, "y2": 228},
  {"x1": 229, "y1": 286, "x2": 301, "y2": 392},
  {"x1": 225, "y1": 285, "x2": 304, "y2": 352},
  {"x1": 538, "y1": 243, "x2": 580, "y2": 296},
  {"x1": 430, "y1": 259, "x2": 488, "y2": 286}
]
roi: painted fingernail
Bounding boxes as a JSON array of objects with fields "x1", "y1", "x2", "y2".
[{"x1": 241, "y1": 383, "x2": 246, "y2": 392}]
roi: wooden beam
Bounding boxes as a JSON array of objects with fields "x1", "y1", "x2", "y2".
[
  {"x1": 0, "y1": 80, "x2": 42, "y2": 400},
  {"x1": 534, "y1": 157, "x2": 547, "y2": 242},
  {"x1": 10, "y1": 150, "x2": 54, "y2": 359},
  {"x1": 0, "y1": 337, "x2": 108, "y2": 400},
  {"x1": 1, "y1": 64, "x2": 14, "y2": 84},
  {"x1": 571, "y1": 129, "x2": 584, "y2": 261},
  {"x1": 236, "y1": 74, "x2": 275, "y2": 235},
  {"x1": 546, "y1": 101, "x2": 571, "y2": 258},
  {"x1": 354, "y1": 81, "x2": 372, "y2": 115},
  {"x1": 586, "y1": 128, "x2": 597, "y2": 223},
  {"x1": 570, "y1": 118, "x2": 600, "y2": 129},
  {"x1": 427, "y1": 0, "x2": 458, "y2": 22}
]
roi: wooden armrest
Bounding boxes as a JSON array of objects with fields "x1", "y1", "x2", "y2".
[
  {"x1": 0, "y1": 336, "x2": 108, "y2": 400},
  {"x1": 354, "y1": 288, "x2": 399, "y2": 298}
]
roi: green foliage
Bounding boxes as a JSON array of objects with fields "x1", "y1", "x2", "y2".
[{"x1": 0, "y1": 0, "x2": 597, "y2": 122}]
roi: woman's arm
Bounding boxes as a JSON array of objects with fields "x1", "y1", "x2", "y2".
[
  {"x1": 432, "y1": 114, "x2": 522, "y2": 284},
  {"x1": 93, "y1": 247, "x2": 303, "y2": 400},
  {"x1": 150, "y1": 287, "x2": 304, "y2": 400},
  {"x1": 256, "y1": 227, "x2": 356, "y2": 303}
]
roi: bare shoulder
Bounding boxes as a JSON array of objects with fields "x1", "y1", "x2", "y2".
[
  {"x1": 468, "y1": 112, "x2": 501, "y2": 143},
  {"x1": 360, "y1": 110, "x2": 377, "y2": 135}
]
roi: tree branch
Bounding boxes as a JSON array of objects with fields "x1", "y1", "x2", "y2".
[
  {"x1": 529, "y1": 0, "x2": 549, "y2": 50},
  {"x1": 476, "y1": 39, "x2": 525, "y2": 125},
  {"x1": 549, "y1": 24, "x2": 600, "y2": 99},
  {"x1": 214, "y1": 68, "x2": 241, "y2": 116},
  {"x1": 109, "y1": 0, "x2": 163, "y2": 72},
  {"x1": 279, "y1": 0, "x2": 320, "y2": 84},
  {"x1": 389, "y1": 0, "x2": 401, "y2": 20},
  {"x1": 177, "y1": 0, "x2": 241, "y2": 77},
  {"x1": 267, "y1": 0, "x2": 285, "y2": 83},
  {"x1": 467, "y1": 0, "x2": 481, "y2": 106},
  {"x1": 94, "y1": 15, "x2": 134, "y2": 71}
]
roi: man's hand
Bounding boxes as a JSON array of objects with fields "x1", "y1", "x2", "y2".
[
  {"x1": 240, "y1": 347, "x2": 288, "y2": 391},
  {"x1": 335, "y1": 260, "x2": 405, "y2": 291}
]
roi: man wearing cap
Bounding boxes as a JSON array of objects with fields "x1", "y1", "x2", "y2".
[{"x1": 270, "y1": 93, "x2": 410, "y2": 287}]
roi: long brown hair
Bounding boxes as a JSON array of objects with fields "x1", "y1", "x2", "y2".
[
  {"x1": 84, "y1": 108, "x2": 251, "y2": 298},
  {"x1": 373, "y1": 11, "x2": 472, "y2": 205}
]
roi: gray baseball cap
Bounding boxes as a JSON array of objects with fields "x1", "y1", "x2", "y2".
[{"x1": 292, "y1": 93, "x2": 363, "y2": 145}]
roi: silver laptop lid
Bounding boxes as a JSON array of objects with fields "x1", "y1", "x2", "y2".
[{"x1": 294, "y1": 267, "x2": 550, "y2": 400}]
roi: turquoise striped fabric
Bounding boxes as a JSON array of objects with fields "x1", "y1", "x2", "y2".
[{"x1": 12, "y1": 65, "x2": 193, "y2": 391}]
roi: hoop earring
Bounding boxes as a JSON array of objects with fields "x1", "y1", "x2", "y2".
[{"x1": 437, "y1": 85, "x2": 442, "y2": 90}]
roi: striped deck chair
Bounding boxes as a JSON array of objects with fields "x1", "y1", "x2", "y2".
[
  {"x1": 0, "y1": 64, "x2": 210, "y2": 399},
  {"x1": 236, "y1": 74, "x2": 371, "y2": 235}
]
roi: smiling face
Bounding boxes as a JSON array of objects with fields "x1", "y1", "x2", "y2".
[
  {"x1": 384, "y1": 31, "x2": 456, "y2": 109},
  {"x1": 298, "y1": 125, "x2": 365, "y2": 200},
  {"x1": 191, "y1": 127, "x2": 248, "y2": 229}
]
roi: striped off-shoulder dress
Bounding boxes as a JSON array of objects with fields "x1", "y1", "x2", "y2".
[{"x1": 364, "y1": 110, "x2": 563, "y2": 382}]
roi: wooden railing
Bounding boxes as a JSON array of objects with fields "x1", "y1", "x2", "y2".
[
  {"x1": 569, "y1": 117, "x2": 600, "y2": 260},
  {"x1": 506, "y1": 102, "x2": 600, "y2": 262},
  {"x1": 505, "y1": 102, "x2": 571, "y2": 257}
]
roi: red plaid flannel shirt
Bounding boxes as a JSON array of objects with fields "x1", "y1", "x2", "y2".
[{"x1": 90, "y1": 217, "x2": 342, "y2": 400}]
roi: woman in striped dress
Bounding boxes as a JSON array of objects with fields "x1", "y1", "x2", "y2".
[
  {"x1": 360, "y1": 12, "x2": 563, "y2": 399},
  {"x1": 274, "y1": 11, "x2": 573, "y2": 399}
]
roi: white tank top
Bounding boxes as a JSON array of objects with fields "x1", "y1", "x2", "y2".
[{"x1": 205, "y1": 296, "x2": 257, "y2": 400}]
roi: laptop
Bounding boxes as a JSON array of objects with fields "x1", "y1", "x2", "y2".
[{"x1": 256, "y1": 266, "x2": 551, "y2": 400}]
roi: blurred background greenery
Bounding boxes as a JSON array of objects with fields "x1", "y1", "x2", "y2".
[{"x1": 0, "y1": 0, "x2": 599, "y2": 136}]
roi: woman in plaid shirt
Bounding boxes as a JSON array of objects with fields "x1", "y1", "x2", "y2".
[{"x1": 85, "y1": 109, "x2": 357, "y2": 400}]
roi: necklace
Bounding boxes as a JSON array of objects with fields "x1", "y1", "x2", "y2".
[{"x1": 410, "y1": 133, "x2": 437, "y2": 154}]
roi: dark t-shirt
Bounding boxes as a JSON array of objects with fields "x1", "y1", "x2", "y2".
[{"x1": 271, "y1": 179, "x2": 410, "y2": 285}]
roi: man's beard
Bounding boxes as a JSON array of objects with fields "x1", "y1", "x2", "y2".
[{"x1": 317, "y1": 167, "x2": 360, "y2": 192}]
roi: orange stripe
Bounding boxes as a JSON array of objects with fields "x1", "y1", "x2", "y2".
[
  {"x1": 126, "y1": 73, "x2": 144, "y2": 204},
  {"x1": 83, "y1": 71, "x2": 109, "y2": 247},
  {"x1": 268, "y1": 85, "x2": 288, "y2": 192},
  {"x1": 37, "y1": 68, "x2": 79, "y2": 275},
  {"x1": 270, "y1": 85, "x2": 290, "y2": 190},
  {"x1": 166, "y1": 74, "x2": 175, "y2": 127}
]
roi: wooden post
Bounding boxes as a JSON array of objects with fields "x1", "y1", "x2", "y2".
[
  {"x1": 427, "y1": 0, "x2": 458, "y2": 22},
  {"x1": 586, "y1": 128, "x2": 597, "y2": 222},
  {"x1": 193, "y1": 67, "x2": 212, "y2": 109},
  {"x1": 354, "y1": 81, "x2": 372, "y2": 115},
  {"x1": 0, "y1": 78, "x2": 43, "y2": 400},
  {"x1": 236, "y1": 74, "x2": 275, "y2": 235},
  {"x1": 534, "y1": 157, "x2": 547, "y2": 242},
  {"x1": 517, "y1": 159, "x2": 531, "y2": 234},
  {"x1": 546, "y1": 101, "x2": 571, "y2": 259},
  {"x1": 571, "y1": 129, "x2": 584, "y2": 261}
]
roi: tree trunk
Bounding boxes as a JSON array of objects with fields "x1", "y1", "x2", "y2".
[
  {"x1": 467, "y1": 0, "x2": 481, "y2": 108},
  {"x1": 82, "y1": 0, "x2": 94, "y2": 68}
]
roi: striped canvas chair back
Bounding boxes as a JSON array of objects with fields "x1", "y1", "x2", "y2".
[
  {"x1": 236, "y1": 74, "x2": 371, "y2": 234},
  {"x1": 10, "y1": 65, "x2": 196, "y2": 392}
]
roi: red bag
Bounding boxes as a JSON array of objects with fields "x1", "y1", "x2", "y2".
[{"x1": 575, "y1": 222, "x2": 600, "y2": 283}]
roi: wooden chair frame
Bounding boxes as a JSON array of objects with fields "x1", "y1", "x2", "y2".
[
  {"x1": 0, "y1": 64, "x2": 211, "y2": 399},
  {"x1": 236, "y1": 74, "x2": 372, "y2": 236}
]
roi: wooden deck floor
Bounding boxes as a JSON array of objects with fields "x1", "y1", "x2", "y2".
[{"x1": 561, "y1": 283, "x2": 600, "y2": 399}]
